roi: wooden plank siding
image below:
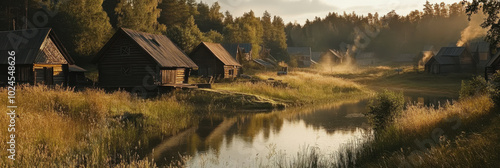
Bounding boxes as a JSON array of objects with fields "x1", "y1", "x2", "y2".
[
  {"x1": 189, "y1": 43, "x2": 240, "y2": 79},
  {"x1": 33, "y1": 64, "x2": 67, "y2": 85},
  {"x1": 190, "y1": 46, "x2": 220, "y2": 77},
  {"x1": 98, "y1": 34, "x2": 158, "y2": 87},
  {"x1": 224, "y1": 65, "x2": 238, "y2": 78}
]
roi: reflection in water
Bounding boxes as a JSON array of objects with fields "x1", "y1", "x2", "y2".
[{"x1": 148, "y1": 93, "x2": 454, "y2": 167}]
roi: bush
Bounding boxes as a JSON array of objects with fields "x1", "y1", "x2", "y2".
[
  {"x1": 490, "y1": 71, "x2": 500, "y2": 107},
  {"x1": 459, "y1": 76, "x2": 491, "y2": 100},
  {"x1": 365, "y1": 90, "x2": 404, "y2": 130}
]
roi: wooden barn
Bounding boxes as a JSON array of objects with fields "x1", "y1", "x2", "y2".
[
  {"x1": 485, "y1": 51, "x2": 500, "y2": 79},
  {"x1": 93, "y1": 28, "x2": 198, "y2": 87},
  {"x1": 0, "y1": 28, "x2": 79, "y2": 86},
  {"x1": 189, "y1": 42, "x2": 241, "y2": 79},
  {"x1": 425, "y1": 47, "x2": 475, "y2": 74}
]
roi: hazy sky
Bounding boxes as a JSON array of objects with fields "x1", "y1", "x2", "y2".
[{"x1": 199, "y1": 0, "x2": 463, "y2": 24}]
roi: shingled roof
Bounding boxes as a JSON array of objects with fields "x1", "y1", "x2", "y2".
[
  {"x1": 436, "y1": 47, "x2": 466, "y2": 56},
  {"x1": 94, "y1": 28, "x2": 197, "y2": 68},
  {"x1": 0, "y1": 28, "x2": 74, "y2": 65},
  {"x1": 428, "y1": 47, "x2": 467, "y2": 65},
  {"x1": 195, "y1": 42, "x2": 241, "y2": 66}
]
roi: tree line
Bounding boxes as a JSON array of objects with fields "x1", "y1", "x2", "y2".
[
  {"x1": 1, "y1": 1, "x2": 497, "y2": 64},
  {"x1": 1, "y1": 0, "x2": 288, "y2": 64},
  {"x1": 286, "y1": 1, "x2": 477, "y2": 61}
]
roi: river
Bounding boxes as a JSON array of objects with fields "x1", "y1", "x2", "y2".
[{"x1": 147, "y1": 91, "x2": 455, "y2": 167}]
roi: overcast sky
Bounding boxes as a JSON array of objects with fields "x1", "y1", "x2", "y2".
[{"x1": 198, "y1": 0, "x2": 463, "y2": 24}]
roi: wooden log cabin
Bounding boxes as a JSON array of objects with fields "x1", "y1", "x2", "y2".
[
  {"x1": 92, "y1": 28, "x2": 198, "y2": 87},
  {"x1": 425, "y1": 47, "x2": 475, "y2": 74},
  {"x1": 189, "y1": 42, "x2": 241, "y2": 79},
  {"x1": 0, "y1": 28, "x2": 77, "y2": 86}
]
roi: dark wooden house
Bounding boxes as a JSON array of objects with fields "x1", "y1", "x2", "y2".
[
  {"x1": 189, "y1": 42, "x2": 241, "y2": 78},
  {"x1": 469, "y1": 41, "x2": 492, "y2": 71},
  {"x1": 485, "y1": 51, "x2": 500, "y2": 79},
  {"x1": 425, "y1": 47, "x2": 475, "y2": 74},
  {"x1": 93, "y1": 28, "x2": 198, "y2": 87},
  {"x1": 0, "y1": 28, "x2": 77, "y2": 86}
]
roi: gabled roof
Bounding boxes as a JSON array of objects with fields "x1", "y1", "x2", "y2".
[
  {"x1": 426, "y1": 47, "x2": 467, "y2": 65},
  {"x1": 0, "y1": 28, "x2": 74, "y2": 65},
  {"x1": 93, "y1": 28, "x2": 197, "y2": 68},
  {"x1": 253, "y1": 59, "x2": 275, "y2": 69},
  {"x1": 194, "y1": 42, "x2": 241, "y2": 66},
  {"x1": 222, "y1": 43, "x2": 239, "y2": 59},
  {"x1": 69, "y1": 65, "x2": 87, "y2": 72},
  {"x1": 436, "y1": 47, "x2": 467, "y2": 57},
  {"x1": 287, "y1": 47, "x2": 311, "y2": 56},
  {"x1": 222, "y1": 43, "x2": 252, "y2": 60}
]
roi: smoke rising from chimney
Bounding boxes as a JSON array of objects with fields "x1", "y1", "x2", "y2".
[
  {"x1": 419, "y1": 51, "x2": 434, "y2": 67},
  {"x1": 456, "y1": 13, "x2": 488, "y2": 47}
]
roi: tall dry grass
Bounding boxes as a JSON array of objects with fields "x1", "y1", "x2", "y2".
[
  {"x1": 332, "y1": 94, "x2": 498, "y2": 167},
  {"x1": 0, "y1": 85, "x2": 195, "y2": 167}
]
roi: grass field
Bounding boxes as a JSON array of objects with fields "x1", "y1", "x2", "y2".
[{"x1": 309, "y1": 65, "x2": 474, "y2": 96}]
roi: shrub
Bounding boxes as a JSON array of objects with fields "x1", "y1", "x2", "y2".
[
  {"x1": 365, "y1": 90, "x2": 404, "y2": 130},
  {"x1": 459, "y1": 76, "x2": 491, "y2": 100},
  {"x1": 490, "y1": 71, "x2": 500, "y2": 107}
]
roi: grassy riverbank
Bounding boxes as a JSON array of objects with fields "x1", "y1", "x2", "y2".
[
  {"x1": 272, "y1": 95, "x2": 499, "y2": 168},
  {"x1": 0, "y1": 70, "x2": 368, "y2": 167},
  {"x1": 279, "y1": 69, "x2": 500, "y2": 168},
  {"x1": 340, "y1": 94, "x2": 499, "y2": 167},
  {"x1": 213, "y1": 71, "x2": 369, "y2": 106}
]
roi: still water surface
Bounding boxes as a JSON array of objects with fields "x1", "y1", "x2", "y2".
[{"x1": 150, "y1": 92, "x2": 454, "y2": 167}]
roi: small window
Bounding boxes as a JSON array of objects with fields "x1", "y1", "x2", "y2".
[
  {"x1": 228, "y1": 69, "x2": 234, "y2": 76},
  {"x1": 120, "y1": 46, "x2": 130, "y2": 55}
]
